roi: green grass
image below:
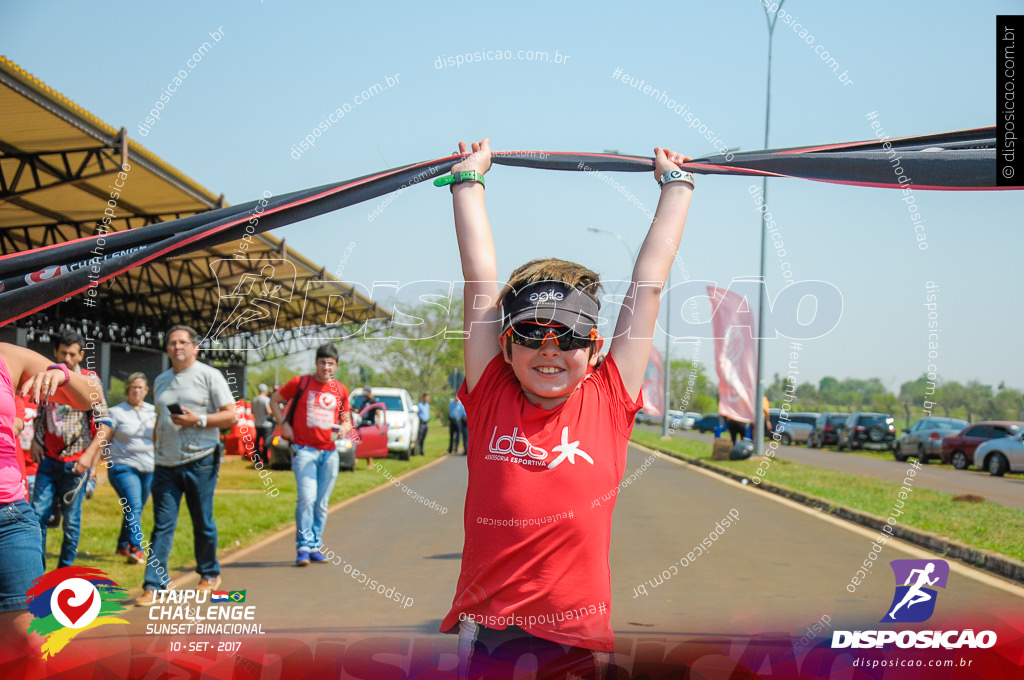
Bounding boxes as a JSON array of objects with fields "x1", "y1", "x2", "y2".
[
  {"x1": 630, "y1": 429, "x2": 1024, "y2": 563},
  {"x1": 49, "y1": 425, "x2": 451, "y2": 591}
]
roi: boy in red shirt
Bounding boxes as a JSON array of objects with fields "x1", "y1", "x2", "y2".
[
  {"x1": 270, "y1": 343, "x2": 351, "y2": 565},
  {"x1": 439, "y1": 139, "x2": 694, "y2": 678}
]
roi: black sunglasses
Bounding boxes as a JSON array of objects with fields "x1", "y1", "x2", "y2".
[{"x1": 507, "y1": 323, "x2": 596, "y2": 351}]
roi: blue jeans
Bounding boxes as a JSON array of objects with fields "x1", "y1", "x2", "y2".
[
  {"x1": 32, "y1": 456, "x2": 86, "y2": 569},
  {"x1": 417, "y1": 421, "x2": 429, "y2": 454},
  {"x1": 143, "y1": 454, "x2": 219, "y2": 591},
  {"x1": 107, "y1": 464, "x2": 153, "y2": 552},
  {"x1": 0, "y1": 500, "x2": 43, "y2": 612},
  {"x1": 293, "y1": 445, "x2": 338, "y2": 551}
]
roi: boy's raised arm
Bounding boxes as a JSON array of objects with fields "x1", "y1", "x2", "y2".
[
  {"x1": 609, "y1": 147, "x2": 694, "y2": 401},
  {"x1": 450, "y1": 138, "x2": 502, "y2": 391}
]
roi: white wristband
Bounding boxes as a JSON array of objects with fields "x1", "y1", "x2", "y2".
[
  {"x1": 657, "y1": 169, "x2": 695, "y2": 188},
  {"x1": 198, "y1": 414, "x2": 208, "y2": 428}
]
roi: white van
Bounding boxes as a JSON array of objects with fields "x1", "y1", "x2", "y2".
[{"x1": 349, "y1": 387, "x2": 421, "y2": 460}]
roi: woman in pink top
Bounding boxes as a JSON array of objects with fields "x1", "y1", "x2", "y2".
[{"x1": 0, "y1": 342, "x2": 105, "y2": 652}]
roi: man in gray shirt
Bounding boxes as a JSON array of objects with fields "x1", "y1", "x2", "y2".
[
  {"x1": 251, "y1": 384, "x2": 272, "y2": 460},
  {"x1": 136, "y1": 325, "x2": 237, "y2": 605}
]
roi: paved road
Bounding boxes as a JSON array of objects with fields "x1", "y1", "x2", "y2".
[
  {"x1": 662, "y1": 427, "x2": 1024, "y2": 510},
  {"x1": 74, "y1": 445, "x2": 1022, "y2": 674}
]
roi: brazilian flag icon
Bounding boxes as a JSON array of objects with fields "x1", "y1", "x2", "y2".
[{"x1": 228, "y1": 590, "x2": 246, "y2": 603}]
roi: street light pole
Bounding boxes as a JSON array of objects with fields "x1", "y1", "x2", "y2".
[
  {"x1": 586, "y1": 227, "x2": 636, "y2": 264},
  {"x1": 754, "y1": 1, "x2": 786, "y2": 456}
]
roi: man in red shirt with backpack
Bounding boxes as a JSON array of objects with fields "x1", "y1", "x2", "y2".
[{"x1": 270, "y1": 343, "x2": 351, "y2": 565}]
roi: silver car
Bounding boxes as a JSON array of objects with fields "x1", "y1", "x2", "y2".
[
  {"x1": 895, "y1": 417, "x2": 968, "y2": 462},
  {"x1": 774, "y1": 420, "x2": 813, "y2": 446},
  {"x1": 973, "y1": 430, "x2": 1024, "y2": 476},
  {"x1": 667, "y1": 410, "x2": 700, "y2": 430}
]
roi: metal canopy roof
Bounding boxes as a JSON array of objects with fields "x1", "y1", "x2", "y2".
[{"x1": 0, "y1": 56, "x2": 387, "y2": 362}]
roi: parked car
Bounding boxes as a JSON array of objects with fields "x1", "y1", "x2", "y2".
[
  {"x1": 809, "y1": 412, "x2": 847, "y2": 448},
  {"x1": 784, "y1": 412, "x2": 820, "y2": 445},
  {"x1": 694, "y1": 414, "x2": 723, "y2": 433},
  {"x1": 789, "y1": 412, "x2": 820, "y2": 428},
  {"x1": 774, "y1": 420, "x2": 813, "y2": 446},
  {"x1": 894, "y1": 417, "x2": 969, "y2": 463},
  {"x1": 349, "y1": 387, "x2": 420, "y2": 460},
  {"x1": 268, "y1": 390, "x2": 394, "y2": 470},
  {"x1": 837, "y1": 412, "x2": 897, "y2": 451},
  {"x1": 973, "y1": 430, "x2": 1024, "y2": 476},
  {"x1": 635, "y1": 410, "x2": 659, "y2": 425},
  {"x1": 267, "y1": 417, "x2": 384, "y2": 472},
  {"x1": 666, "y1": 410, "x2": 698, "y2": 429},
  {"x1": 941, "y1": 421, "x2": 1024, "y2": 469}
]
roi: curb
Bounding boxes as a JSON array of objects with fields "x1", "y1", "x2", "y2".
[{"x1": 630, "y1": 440, "x2": 1024, "y2": 585}]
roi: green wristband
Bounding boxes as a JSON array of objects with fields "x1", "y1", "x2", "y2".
[{"x1": 434, "y1": 170, "x2": 486, "y2": 190}]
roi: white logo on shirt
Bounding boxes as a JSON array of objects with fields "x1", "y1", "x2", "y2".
[
  {"x1": 485, "y1": 426, "x2": 593, "y2": 470},
  {"x1": 488, "y1": 427, "x2": 548, "y2": 460},
  {"x1": 546, "y1": 427, "x2": 593, "y2": 469},
  {"x1": 306, "y1": 387, "x2": 339, "y2": 430}
]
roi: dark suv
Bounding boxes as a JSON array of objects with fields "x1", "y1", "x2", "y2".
[
  {"x1": 809, "y1": 412, "x2": 847, "y2": 448},
  {"x1": 837, "y1": 412, "x2": 897, "y2": 451}
]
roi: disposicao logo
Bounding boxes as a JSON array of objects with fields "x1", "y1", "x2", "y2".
[
  {"x1": 26, "y1": 566, "x2": 129, "y2": 658},
  {"x1": 832, "y1": 559, "x2": 997, "y2": 650},
  {"x1": 882, "y1": 559, "x2": 948, "y2": 623}
]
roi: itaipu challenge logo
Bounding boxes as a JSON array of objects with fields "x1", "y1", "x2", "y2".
[{"x1": 26, "y1": 566, "x2": 129, "y2": 658}]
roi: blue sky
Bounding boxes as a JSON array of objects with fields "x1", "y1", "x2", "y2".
[{"x1": 2, "y1": 1, "x2": 1020, "y2": 395}]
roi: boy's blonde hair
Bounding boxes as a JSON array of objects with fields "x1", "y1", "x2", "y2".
[{"x1": 498, "y1": 258, "x2": 603, "y2": 310}]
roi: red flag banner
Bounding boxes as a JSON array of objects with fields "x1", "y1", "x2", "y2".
[
  {"x1": 639, "y1": 346, "x2": 664, "y2": 418},
  {"x1": 708, "y1": 286, "x2": 756, "y2": 424}
]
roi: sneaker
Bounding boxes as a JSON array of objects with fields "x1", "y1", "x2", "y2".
[
  {"x1": 296, "y1": 549, "x2": 310, "y2": 566},
  {"x1": 309, "y1": 550, "x2": 327, "y2": 563},
  {"x1": 135, "y1": 589, "x2": 160, "y2": 606},
  {"x1": 115, "y1": 547, "x2": 131, "y2": 558},
  {"x1": 127, "y1": 547, "x2": 146, "y2": 564},
  {"x1": 197, "y1": 576, "x2": 222, "y2": 590}
]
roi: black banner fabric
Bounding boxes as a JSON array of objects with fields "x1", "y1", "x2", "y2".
[{"x1": 0, "y1": 127, "x2": 1010, "y2": 326}]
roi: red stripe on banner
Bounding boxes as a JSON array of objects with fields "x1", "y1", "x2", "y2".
[{"x1": 807, "y1": 178, "x2": 1015, "y2": 191}]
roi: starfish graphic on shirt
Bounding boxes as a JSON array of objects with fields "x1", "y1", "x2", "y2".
[{"x1": 547, "y1": 427, "x2": 593, "y2": 469}]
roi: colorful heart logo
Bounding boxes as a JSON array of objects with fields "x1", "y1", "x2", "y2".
[
  {"x1": 56, "y1": 587, "x2": 95, "y2": 626},
  {"x1": 49, "y1": 578, "x2": 101, "y2": 629}
]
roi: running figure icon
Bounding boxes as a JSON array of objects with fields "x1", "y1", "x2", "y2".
[{"x1": 887, "y1": 562, "x2": 939, "y2": 619}]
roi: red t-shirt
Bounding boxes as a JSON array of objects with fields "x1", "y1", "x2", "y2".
[
  {"x1": 440, "y1": 353, "x2": 642, "y2": 652},
  {"x1": 279, "y1": 376, "x2": 349, "y2": 450}
]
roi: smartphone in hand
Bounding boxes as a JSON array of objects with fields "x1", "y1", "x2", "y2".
[{"x1": 167, "y1": 403, "x2": 185, "y2": 415}]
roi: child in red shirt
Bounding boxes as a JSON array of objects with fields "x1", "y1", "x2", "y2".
[{"x1": 439, "y1": 138, "x2": 694, "y2": 678}]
